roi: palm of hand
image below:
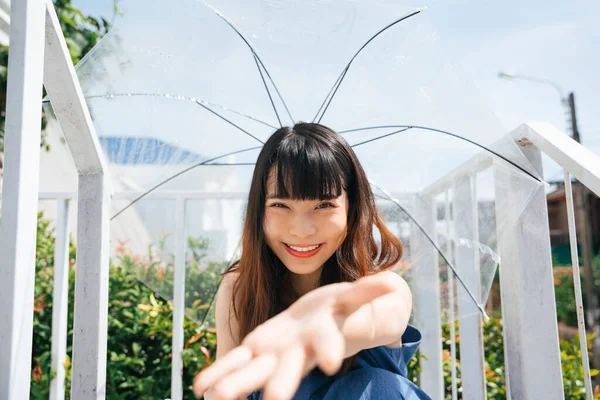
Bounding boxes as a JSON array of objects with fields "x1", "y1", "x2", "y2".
[{"x1": 194, "y1": 277, "x2": 394, "y2": 400}]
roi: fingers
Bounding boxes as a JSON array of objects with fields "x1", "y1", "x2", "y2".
[
  {"x1": 334, "y1": 274, "x2": 396, "y2": 316},
  {"x1": 242, "y1": 314, "x2": 297, "y2": 354},
  {"x1": 307, "y1": 315, "x2": 345, "y2": 376},
  {"x1": 263, "y1": 345, "x2": 306, "y2": 400},
  {"x1": 193, "y1": 346, "x2": 253, "y2": 397},
  {"x1": 213, "y1": 353, "x2": 278, "y2": 400}
]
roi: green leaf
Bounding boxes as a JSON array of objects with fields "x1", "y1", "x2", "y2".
[{"x1": 132, "y1": 342, "x2": 142, "y2": 357}]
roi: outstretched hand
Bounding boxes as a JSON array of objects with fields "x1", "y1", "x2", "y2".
[{"x1": 193, "y1": 274, "x2": 397, "y2": 400}]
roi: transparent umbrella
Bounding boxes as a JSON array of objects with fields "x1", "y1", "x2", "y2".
[{"x1": 42, "y1": 0, "x2": 544, "y2": 330}]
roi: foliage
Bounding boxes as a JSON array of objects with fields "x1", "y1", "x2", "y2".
[
  {"x1": 409, "y1": 317, "x2": 599, "y2": 399},
  {"x1": 30, "y1": 213, "x2": 77, "y2": 398},
  {"x1": 30, "y1": 213, "x2": 218, "y2": 399},
  {"x1": 561, "y1": 333, "x2": 600, "y2": 399},
  {"x1": 0, "y1": 0, "x2": 111, "y2": 153},
  {"x1": 114, "y1": 233, "x2": 226, "y2": 327},
  {"x1": 554, "y1": 253, "x2": 600, "y2": 327}
]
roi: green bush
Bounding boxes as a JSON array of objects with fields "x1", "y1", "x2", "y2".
[
  {"x1": 554, "y1": 252, "x2": 600, "y2": 327},
  {"x1": 114, "y1": 234, "x2": 225, "y2": 328},
  {"x1": 410, "y1": 317, "x2": 599, "y2": 399},
  {"x1": 31, "y1": 213, "x2": 217, "y2": 399}
]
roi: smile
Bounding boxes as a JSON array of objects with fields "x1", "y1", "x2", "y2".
[{"x1": 283, "y1": 243, "x2": 324, "y2": 258}]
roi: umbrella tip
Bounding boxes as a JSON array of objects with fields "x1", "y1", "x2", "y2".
[{"x1": 482, "y1": 309, "x2": 491, "y2": 322}]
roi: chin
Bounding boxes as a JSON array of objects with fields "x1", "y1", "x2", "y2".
[{"x1": 281, "y1": 259, "x2": 323, "y2": 276}]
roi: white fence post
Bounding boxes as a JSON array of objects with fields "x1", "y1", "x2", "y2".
[
  {"x1": 453, "y1": 176, "x2": 486, "y2": 400},
  {"x1": 171, "y1": 197, "x2": 187, "y2": 400},
  {"x1": 444, "y1": 191, "x2": 459, "y2": 400},
  {"x1": 494, "y1": 130, "x2": 564, "y2": 399},
  {"x1": 564, "y1": 172, "x2": 594, "y2": 399},
  {"x1": 411, "y1": 195, "x2": 444, "y2": 399},
  {"x1": 43, "y1": 1, "x2": 111, "y2": 398},
  {"x1": 70, "y1": 174, "x2": 110, "y2": 398},
  {"x1": 0, "y1": 0, "x2": 46, "y2": 398},
  {"x1": 50, "y1": 198, "x2": 72, "y2": 400}
]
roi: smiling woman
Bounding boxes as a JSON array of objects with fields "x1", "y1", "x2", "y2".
[{"x1": 193, "y1": 123, "x2": 430, "y2": 400}]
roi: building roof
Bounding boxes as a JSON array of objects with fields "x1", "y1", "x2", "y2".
[{"x1": 99, "y1": 137, "x2": 205, "y2": 165}]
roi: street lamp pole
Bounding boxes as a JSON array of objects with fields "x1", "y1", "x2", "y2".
[
  {"x1": 497, "y1": 71, "x2": 573, "y2": 136},
  {"x1": 498, "y1": 70, "x2": 599, "y2": 382}
]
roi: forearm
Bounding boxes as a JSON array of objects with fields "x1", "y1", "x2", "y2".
[{"x1": 340, "y1": 274, "x2": 412, "y2": 357}]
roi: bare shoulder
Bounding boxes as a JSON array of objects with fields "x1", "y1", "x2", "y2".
[
  {"x1": 216, "y1": 270, "x2": 239, "y2": 316},
  {"x1": 215, "y1": 271, "x2": 238, "y2": 316},
  {"x1": 215, "y1": 271, "x2": 240, "y2": 358},
  {"x1": 218, "y1": 270, "x2": 239, "y2": 293}
]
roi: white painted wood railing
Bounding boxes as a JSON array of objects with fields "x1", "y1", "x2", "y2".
[
  {"x1": 1, "y1": 1, "x2": 110, "y2": 399},
  {"x1": 414, "y1": 122, "x2": 600, "y2": 400}
]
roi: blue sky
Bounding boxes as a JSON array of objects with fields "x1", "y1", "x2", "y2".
[{"x1": 72, "y1": 0, "x2": 600, "y2": 181}]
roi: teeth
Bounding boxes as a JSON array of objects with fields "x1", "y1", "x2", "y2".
[{"x1": 287, "y1": 244, "x2": 320, "y2": 252}]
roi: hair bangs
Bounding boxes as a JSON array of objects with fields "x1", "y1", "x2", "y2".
[{"x1": 270, "y1": 134, "x2": 346, "y2": 200}]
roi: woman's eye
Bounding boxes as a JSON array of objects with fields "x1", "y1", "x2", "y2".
[
  {"x1": 316, "y1": 202, "x2": 335, "y2": 209},
  {"x1": 271, "y1": 203, "x2": 288, "y2": 209}
]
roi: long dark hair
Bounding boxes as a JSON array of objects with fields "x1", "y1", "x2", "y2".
[{"x1": 226, "y1": 122, "x2": 403, "y2": 372}]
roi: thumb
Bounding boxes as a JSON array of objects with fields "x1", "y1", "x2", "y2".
[{"x1": 334, "y1": 274, "x2": 396, "y2": 316}]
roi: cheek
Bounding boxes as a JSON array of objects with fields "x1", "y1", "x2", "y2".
[
  {"x1": 263, "y1": 212, "x2": 284, "y2": 244},
  {"x1": 324, "y1": 213, "x2": 348, "y2": 241},
  {"x1": 263, "y1": 214, "x2": 275, "y2": 242}
]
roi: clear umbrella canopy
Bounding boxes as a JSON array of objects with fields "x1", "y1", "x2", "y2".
[{"x1": 42, "y1": 0, "x2": 544, "y2": 327}]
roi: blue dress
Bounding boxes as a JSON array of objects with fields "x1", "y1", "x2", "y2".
[{"x1": 248, "y1": 325, "x2": 431, "y2": 400}]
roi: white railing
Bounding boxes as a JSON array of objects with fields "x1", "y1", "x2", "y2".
[
  {"x1": 413, "y1": 122, "x2": 600, "y2": 400},
  {"x1": 36, "y1": 191, "x2": 250, "y2": 400},
  {"x1": 0, "y1": 1, "x2": 110, "y2": 399}
]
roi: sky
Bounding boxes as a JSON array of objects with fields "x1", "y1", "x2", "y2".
[{"x1": 71, "y1": 0, "x2": 600, "y2": 182}]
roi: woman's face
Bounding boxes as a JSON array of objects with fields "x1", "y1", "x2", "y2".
[{"x1": 263, "y1": 174, "x2": 349, "y2": 278}]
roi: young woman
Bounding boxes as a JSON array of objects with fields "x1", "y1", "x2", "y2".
[{"x1": 193, "y1": 123, "x2": 431, "y2": 400}]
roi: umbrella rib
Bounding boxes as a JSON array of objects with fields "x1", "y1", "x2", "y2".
[
  {"x1": 198, "y1": 242, "x2": 243, "y2": 328},
  {"x1": 201, "y1": 162, "x2": 256, "y2": 166},
  {"x1": 344, "y1": 124, "x2": 543, "y2": 183},
  {"x1": 351, "y1": 127, "x2": 412, "y2": 147},
  {"x1": 199, "y1": 1, "x2": 294, "y2": 123},
  {"x1": 253, "y1": 55, "x2": 283, "y2": 127},
  {"x1": 110, "y1": 145, "x2": 263, "y2": 221},
  {"x1": 372, "y1": 186, "x2": 490, "y2": 320},
  {"x1": 312, "y1": 68, "x2": 346, "y2": 123},
  {"x1": 195, "y1": 101, "x2": 265, "y2": 145},
  {"x1": 313, "y1": 9, "x2": 422, "y2": 123},
  {"x1": 46, "y1": 93, "x2": 279, "y2": 130}
]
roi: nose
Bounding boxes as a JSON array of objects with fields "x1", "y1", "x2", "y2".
[{"x1": 288, "y1": 214, "x2": 317, "y2": 239}]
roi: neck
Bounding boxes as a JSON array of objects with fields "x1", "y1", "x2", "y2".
[{"x1": 289, "y1": 267, "x2": 322, "y2": 297}]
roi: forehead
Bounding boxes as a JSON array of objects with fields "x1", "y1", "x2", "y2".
[{"x1": 264, "y1": 155, "x2": 346, "y2": 201}]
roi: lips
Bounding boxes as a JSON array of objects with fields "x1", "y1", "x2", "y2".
[{"x1": 283, "y1": 243, "x2": 324, "y2": 258}]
